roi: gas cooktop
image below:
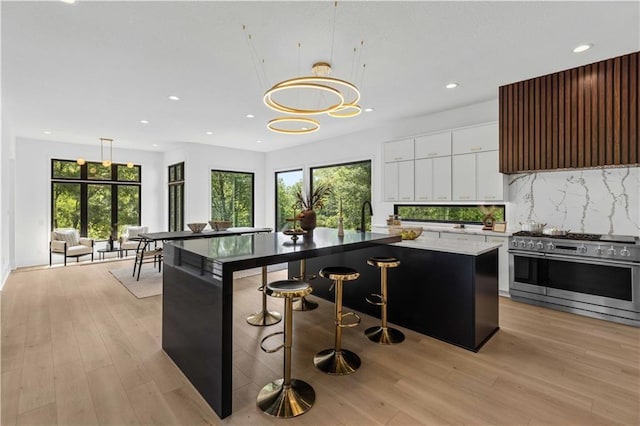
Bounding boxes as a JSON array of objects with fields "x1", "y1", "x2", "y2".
[{"x1": 512, "y1": 231, "x2": 638, "y2": 245}]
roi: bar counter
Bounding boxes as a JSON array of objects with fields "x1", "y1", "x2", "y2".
[{"x1": 161, "y1": 228, "x2": 400, "y2": 419}]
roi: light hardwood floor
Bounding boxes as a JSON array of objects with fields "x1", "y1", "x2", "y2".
[{"x1": 2, "y1": 260, "x2": 639, "y2": 425}]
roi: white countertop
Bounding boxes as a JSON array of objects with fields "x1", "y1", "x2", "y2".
[
  {"x1": 373, "y1": 223, "x2": 513, "y2": 237},
  {"x1": 391, "y1": 237, "x2": 502, "y2": 256}
]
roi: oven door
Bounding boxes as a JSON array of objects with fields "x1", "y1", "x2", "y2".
[
  {"x1": 545, "y1": 253, "x2": 640, "y2": 312},
  {"x1": 509, "y1": 250, "x2": 547, "y2": 295}
]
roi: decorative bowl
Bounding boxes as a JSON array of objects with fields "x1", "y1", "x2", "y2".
[
  {"x1": 209, "y1": 220, "x2": 232, "y2": 231},
  {"x1": 187, "y1": 222, "x2": 208, "y2": 233},
  {"x1": 388, "y1": 226, "x2": 423, "y2": 240}
]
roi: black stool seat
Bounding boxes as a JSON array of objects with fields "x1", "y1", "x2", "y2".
[
  {"x1": 267, "y1": 280, "x2": 312, "y2": 299},
  {"x1": 367, "y1": 256, "x2": 400, "y2": 268},
  {"x1": 319, "y1": 266, "x2": 360, "y2": 281}
]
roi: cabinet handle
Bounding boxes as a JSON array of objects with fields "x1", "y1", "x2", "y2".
[
  {"x1": 418, "y1": 196, "x2": 429, "y2": 200},
  {"x1": 401, "y1": 197, "x2": 411, "y2": 200},
  {"x1": 470, "y1": 147, "x2": 482, "y2": 152},
  {"x1": 394, "y1": 156, "x2": 402, "y2": 160},
  {"x1": 428, "y1": 152, "x2": 437, "y2": 156},
  {"x1": 459, "y1": 196, "x2": 470, "y2": 200},
  {"x1": 484, "y1": 195, "x2": 496, "y2": 199},
  {"x1": 437, "y1": 196, "x2": 448, "y2": 200}
]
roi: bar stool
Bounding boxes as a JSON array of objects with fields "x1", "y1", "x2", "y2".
[
  {"x1": 314, "y1": 266, "x2": 361, "y2": 375},
  {"x1": 247, "y1": 266, "x2": 282, "y2": 326},
  {"x1": 292, "y1": 259, "x2": 318, "y2": 311},
  {"x1": 257, "y1": 279, "x2": 315, "y2": 418},
  {"x1": 365, "y1": 256, "x2": 404, "y2": 345}
]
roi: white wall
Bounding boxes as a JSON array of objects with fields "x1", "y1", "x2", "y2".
[
  {"x1": 264, "y1": 99, "x2": 499, "y2": 228},
  {"x1": 1, "y1": 118, "x2": 16, "y2": 288},
  {"x1": 164, "y1": 142, "x2": 267, "y2": 228},
  {"x1": 14, "y1": 137, "x2": 164, "y2": 267}
]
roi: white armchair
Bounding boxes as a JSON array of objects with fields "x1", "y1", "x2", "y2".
[
  {"x1": 120, "y1": 225, "x2": 148, "y2": 255},
  {"x1": 50, "y1": 228, "x2": 94, "y2": 266}
]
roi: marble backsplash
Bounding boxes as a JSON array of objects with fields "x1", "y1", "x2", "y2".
[{"x1": 508, "y1": 167, "x2": 639, "y2": 236}]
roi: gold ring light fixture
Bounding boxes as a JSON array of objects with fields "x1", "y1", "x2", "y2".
[{"x1": 267, "y1": 117, "x2": 320, "y2": 135}]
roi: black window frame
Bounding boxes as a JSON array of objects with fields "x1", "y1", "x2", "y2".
[
  {"x1": 51, "y1": 159, "x2": 142, "y2": 239},
  {"x1": 394, "y1": 203, "x2": 506, "y2": 225},
  {"x1": 168, "y1": 162, "x2": 185, "y2": 232},
  {"x1": 210, "y1": 169, "x2": 255, "y2": 227}
]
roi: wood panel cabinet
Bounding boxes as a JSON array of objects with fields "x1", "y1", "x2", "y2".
[{"x1": 499, "y1": 51, "x2": 639, "y2": 173}]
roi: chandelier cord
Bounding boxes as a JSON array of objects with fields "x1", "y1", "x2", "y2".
[
  {"x1": 243, "y1": 25, "x2": 268, "y2": 91},
  {"x1": 329, "y1": 1, "x2": 338, "y2": 64}
]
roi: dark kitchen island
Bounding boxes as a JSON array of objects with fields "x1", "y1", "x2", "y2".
[
  {"x1": 161, "y1": 228, "x2": 400, "y2": 419},
  {"x1": 294, "y1": 237, "x2": 501, "y2": 352}
]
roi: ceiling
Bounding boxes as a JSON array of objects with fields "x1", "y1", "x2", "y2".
[{"x1": 2, "y1": 1, "x2": 639, "y2": 153}]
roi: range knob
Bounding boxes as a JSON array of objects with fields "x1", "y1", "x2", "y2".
[
  {"x1": 536, "y1": 241, "x2": 544, "y2": 250},
  {"x1": 547, "y1": 242, "x2": 555, "y2": 250},
  {"x1": 527, "y1": 240, "x2": 535, "y2": 249},
  {"x1": 511, "y1": 239, "x2": 518, "y2": 247},
  {"x1": 595, "y1": 246, "x2": 603, "y2": 255},
  {"x1": 607, "y1": 246, "x2": 617, "y2": 256},
  {"x1": 620, "y1": 247, "x2": 631, "y2": 257},
  {"x1": 519, "y1": 240, "x2": 526, "y2": 248},
  {"x1": 577, "y1": 244, "x2": 587, "y2": 254}
]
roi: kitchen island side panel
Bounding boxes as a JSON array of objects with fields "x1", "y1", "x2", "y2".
[
  {"x1": 162, "y1": 244, "x2": 232, "y2": 418},
  {"x1": 295, "y1": 245, "x2": 499, "y2": 351}
]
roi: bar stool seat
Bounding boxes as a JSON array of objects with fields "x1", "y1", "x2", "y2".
[
  {"x1": 314, "y1": 266, "x2": 361, "y2": 375},
  {"x1": 365, "y1": 256, "x2": 404, "y2": 345},
  {"x1": 257, "y1": 279, "x2": 315, "y2": 418}
]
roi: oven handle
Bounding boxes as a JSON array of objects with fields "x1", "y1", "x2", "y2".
[
  {"x1": 545, "y1": 252, "x2": 638, "y2": 267},
  {"x1": 509, "y1": 250, "x2": 545, "y2": 258}
]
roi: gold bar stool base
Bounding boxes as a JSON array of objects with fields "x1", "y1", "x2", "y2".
[
  {"x1": 246, "y1": 310, "x2": 282, "y2": 327},
  {"x1": 292, "y1": 296, "x2": 318, "y2": 311},
  {"x1": 257, "y1": 378, "x2": 315, "y2": 418},
  {"x1": 365, "y1": 326, "x2": 405, "y2": 345},
  {"x1": 313, "y1": 348, "x2": 361, "y2": 375}
]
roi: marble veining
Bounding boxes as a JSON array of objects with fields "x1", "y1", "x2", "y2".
[{"x1": 508, "y1": 167, "x2": 639, "y2": 236}]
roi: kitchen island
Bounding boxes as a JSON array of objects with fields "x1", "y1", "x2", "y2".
[
  {"x1": 295, "y1": 237, "x2": 501, "y2": 352},
  {"x1": 161, "y1": 229, "x2": 400, "y2": 419}
]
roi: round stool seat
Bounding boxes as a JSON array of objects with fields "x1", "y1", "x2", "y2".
[
  {"x1": 319, "y1": 266, "x2": 360, "y2": 281},
  {"x1": 266, "y1": 280, "x2": 312, "y2": 299},
  {"x1": 367, "y1": 256, "x2": 400, "y2": 268}
]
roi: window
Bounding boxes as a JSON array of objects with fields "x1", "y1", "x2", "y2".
[
  {"x1": 211, "y1": 170, "x2": 254, "y2": 227},
  {"x1": 395, "y1": 204, "x2": 506, "y2": 225},
  {"x1": 310, "y1": 160, "x2": 371, "y2": 231},
  {"x1": 168, "y1": 162, "x2": 184, "y2": 232},
  {"x1": 275, "y1": 169, "x2": 303, "y2": 231},
  {"x1": 51, "y1": 159, "x2": 142, "y2": 239}
]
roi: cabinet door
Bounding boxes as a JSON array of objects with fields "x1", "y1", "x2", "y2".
[
  {"x1": 414, "y1": 158, "x2": 433, "y2": 201},
  {"x1": 452, "y1": 154, "x2": 476, "y2": 200},
  {"x1": 383, "y1": 162, "x2": 399, "y2": 201},
  {"x1": 384, "y1": 139, "x2": 414, "y2": 162},
  {"x1": 432, "y1": 156, "x2": 452, "y2": 201},
  {"x1": 397, "y1": 160, "x2": 414, "y2": 201},
  {"x1": 415, "y1": 132, "x2": 451, "y2": 159},
  {"x1": 476, "y1": 150, "x2": 503, "y2": 201},
  {"x1": 452, "y1": 123, "x2": 498, "y2": 155}
]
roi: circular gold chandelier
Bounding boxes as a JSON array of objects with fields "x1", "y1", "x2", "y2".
[
  {"x1": 263, "y1": 62, "x2": 361, "y2": 132},
  {"x1": 267, "y1": 117, "x2": 320, "y2": 135}
]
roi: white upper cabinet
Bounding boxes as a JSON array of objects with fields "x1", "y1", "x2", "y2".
[
  {"x1": 452, "y1": 153, "x2": 476, "y2": 200},
  {"x1": 384, "y1": 160, "x2": 414, "y2": 202},
  {"x1": 452, "y1": 123, "x2": 498, "y2": 155},
  {"x1": 415, "y1": 156, "x2": 451, "y2": 201},
  {"x1": 384, "y1": 139, "x2": 414, "y2": 162},
  {"x1": 415, "y1": 132, "x2": 451, "y2": 159},
  {"x1": 384, "y1": 162, "x2": 399, "y2": 201},
  {"x1": 476, "y1": 150, "x2": 504, "y2": 201}
]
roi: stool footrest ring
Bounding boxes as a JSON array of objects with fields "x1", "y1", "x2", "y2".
[
  {"x1": 293, "y1": 273, "x2": 316, "y2": 281},
  {"x1": 337, "y1": 312, "x2": 361, "y2": 328},
  {"x1": 260, "y1": 331, "x2": 285, "y2": 353},
  {"x1": 365, "y1": 293, "x2": 385, "y2": 306}
]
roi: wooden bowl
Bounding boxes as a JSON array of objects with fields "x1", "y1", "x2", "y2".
[{"x1": 187, "y1": 223, "x2": 207, "y2": 233}]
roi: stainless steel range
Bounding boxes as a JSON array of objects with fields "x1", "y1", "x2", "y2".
[{"x1": 509, "y1": 232, "x2": 640, "y2": 326}]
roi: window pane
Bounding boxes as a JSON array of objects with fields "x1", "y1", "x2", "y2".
[
  {"x1": 396, "y1": 205, "x2": 505, "y2": 224},
  {"x1": 176, "y1": 164, "x2": 183, "y2": 181},
  {"x1": 117, "y1": 165, "x2": 140, "y2": 182},
  {"x1": 311, "y1": 161, "x2": 371, "y2": 231},
  {"x1": 52, "y1": 183, "x2": 81, "y2": 229},
  {"x1": 275, "y1": 170, "x2": 303, "y2": 231},
  {"x1": 211, "y1": 170, "x2": 253, "y2": 227},
  {"x1": 169, "y1": 166, "x2": 176, "y2": 182},
  {"x1": 176, "y1": 185, "x2": 183, "y2": 230},
  {"x1": 169, "y1": 186, "x2": 176, "y2": 231},
  {"x1": 117, "y1": 185, "x2": 140, "y2": 234},
  {"x1": 87, "y1": 184, "x2": 112, "y2": 239},
  {"x1": 87, "y1": 162, "x2": 111, "y2": 180},
  {"x1": 52, "y1": 160, "x2": 81, "y2": 179}
]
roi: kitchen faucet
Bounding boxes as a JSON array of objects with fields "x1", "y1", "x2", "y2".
[{"x1": 359, "y1": 200, "x2": 373, "y2": 233}]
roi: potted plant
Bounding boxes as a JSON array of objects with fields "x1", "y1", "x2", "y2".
[{"x1": 294, "y1": 183, "x2": 331, "y2": 234}]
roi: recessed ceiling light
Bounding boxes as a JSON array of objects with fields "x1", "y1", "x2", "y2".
[
  {"x1": 256, "y1": 140, "x2": 262, "y2": 144},
  {"x1": 246, "y1": 114, "x2": 255, "y2": 118},
  {"x1": 60, "y1": 0, "x2": 76, "y2": 4},
  {"x1": 168, "y1": 95, "x2": 180, "y2": 101},
  {"x1": 364, "y1": 108, "x2": 374, "y2": 113},
  {"x1": 140, "y1": 120, "x2": 149, "y2": 124},
  {"x1": 206, "y1": 131, "x2": 213, "y2": 135},
  {"x1": 43, "y1": 130, "x2": 52, "y2": 134},
  {"x1": 152, "y1": 144, "x2": 158, "y2": 147},
  {"x1": 572, "y1": 44, "x2": 593, "y2": 53},
  {"x1": 445, "y1": 83, "x2": 459, "y2": 89}
]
